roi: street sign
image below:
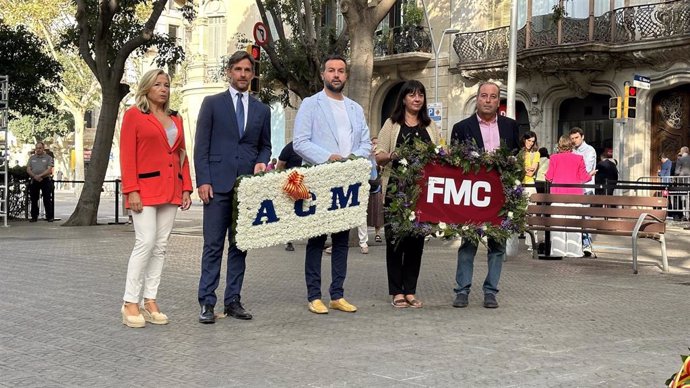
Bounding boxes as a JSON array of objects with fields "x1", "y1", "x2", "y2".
[
  {"x1": 633, "y1": 74, "x2": 651, "y2": 90},
  {"x1": 428, "y1": 102, "x2": 442, "y2": 128},
  {"x1": 253, "y1": 22, "x2": 269, "y2": 46}
]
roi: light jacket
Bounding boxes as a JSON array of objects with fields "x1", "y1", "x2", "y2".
[
  {"x1": 293, "y1": 90, "x2": 371, "y2": 164},
  {"x1": 120, "y1": 107, "x2": 193, "y2": 208}
]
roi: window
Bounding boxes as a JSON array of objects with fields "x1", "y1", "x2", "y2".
[
  {"x1": 487, "y1": 0, "x2": 511, "y2": 29},
  {"x1": 207, "y1": 16, "x2": 226, "y2": 63}
]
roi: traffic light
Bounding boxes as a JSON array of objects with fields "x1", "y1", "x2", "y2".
[
  {"x1": 609, "y1": 97, "x2": 621, "y2": 119},
  {"x1": 623, "y1": 85, "x2": 637, "y2": 119},
  {"x1": 246, "y1": 44, "x2": 261, "y2": 92}
]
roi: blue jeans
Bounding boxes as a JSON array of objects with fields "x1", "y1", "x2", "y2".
[
  {"x1": 305, "y1": 230, "x2": 349, "y2": 301},
  {"x1": 454, "y1": 237, "x2": 505, "y2": 296}
]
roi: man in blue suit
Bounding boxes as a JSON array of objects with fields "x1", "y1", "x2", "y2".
[
  {"x1": 293, "y1": 55, "x2": 371, "y2": 314},
  {"x1": 195, "y1": 50, "x2": 272, "y2": 323},
  {"x1": 450, "y1": 81, "x2": 519, "y2": 310}
]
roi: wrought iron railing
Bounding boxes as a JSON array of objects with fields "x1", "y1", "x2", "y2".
[
  {"x1": 452, "y1": 0, "x2": 690, "y2": 65},
  {"x1": 374, "y1": 26, "x2": 433, "y2": 57}
]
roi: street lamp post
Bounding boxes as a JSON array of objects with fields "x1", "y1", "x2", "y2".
[{"x1": 434, "y1": 28, "x2": 460, "y2": 104}]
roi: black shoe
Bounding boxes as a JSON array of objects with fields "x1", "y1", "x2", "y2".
[
  {"x1": 199, "y1": 304, "x2": 215, "y2": 324},
  {"x1": 285, "y1": 242, "x2": 295, "y2": 251},
  {"x1": 483, "y1": 294, "x2": 499, "y2": 309},
  {"x1": 452, "y1": 293, "x2": 468, "y2": 308},
  {"x1": 29, "y1": 218, "x2": 37, "y2": 223},
  {"x1": 224, "y1": 301, "x2": 252, "y2": 320},
  {"x1": 46, "y1": 218, "x2": 54, "y2": 222}
]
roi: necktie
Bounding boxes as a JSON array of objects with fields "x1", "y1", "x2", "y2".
[{"x1": 236, "y1": 92, "x2": 245, "y2": 137}]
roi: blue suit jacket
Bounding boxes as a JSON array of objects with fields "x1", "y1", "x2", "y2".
[
  {"x1": 450, "y1": 114, "x2": 520, "y2": 154},
  {"x1": 194, "y1": 90, "x2": 272, "y2": 193},
  {"x1": 293, "y1": 90, "x2": 371, "y2": 164}
]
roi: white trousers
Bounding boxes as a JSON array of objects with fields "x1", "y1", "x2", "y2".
[
  {"x1": 123, "y1": 204, "x2": 178, "y2": 303},
  {"x1": 357, "y1": 222, "x2": 368, "y2": 246},
  {"x1": 550, "y1": 203, "x2": 583, "y2": 257}
]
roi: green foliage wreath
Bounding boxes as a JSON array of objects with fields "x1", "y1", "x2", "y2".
[{"x1": 386, "y1": 139, "x2": 528, "y2": 246}]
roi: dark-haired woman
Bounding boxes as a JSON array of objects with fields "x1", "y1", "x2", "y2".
[
  {"x1": 376, "y1": 80, "x2": 441, "y2": 309},
  {"x1": 520, "y1": 131, "x2": 540, "y2": 195}
]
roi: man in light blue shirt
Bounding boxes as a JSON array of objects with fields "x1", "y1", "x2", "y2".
[{"x1": 293, "y1": 54, "x2": 371, "y2": 315}]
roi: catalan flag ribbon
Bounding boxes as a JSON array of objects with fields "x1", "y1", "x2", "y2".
[
  {"x1": 670, "y1": 356, "x2": 690, "y2": 388},
  {"x1": 282, "y1": 170, "x2": 310, "y2": 200}
]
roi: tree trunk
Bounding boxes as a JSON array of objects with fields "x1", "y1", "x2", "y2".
[
  {"x1": 347, "y1": 32, "x2": 375, "y2": 121},
  {"x1": 63, "y1": 85, "x2": 123, "y2": 225}
]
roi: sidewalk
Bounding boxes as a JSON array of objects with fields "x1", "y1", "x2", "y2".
[{"x1": 1, "y1": 204, "x2": 689, "y2": 387}]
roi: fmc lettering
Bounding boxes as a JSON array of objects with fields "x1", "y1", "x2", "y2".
[
  {"x1": 415, "y1": 164, "x2": 505, "y2": 225},
  {"x1": 426, "y1": 177, "x2": 492, "y2": 207}
]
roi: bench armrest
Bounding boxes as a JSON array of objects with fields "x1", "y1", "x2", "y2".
[{"x1": 632, "y1": 212, "x2": 665, "y2": 237}]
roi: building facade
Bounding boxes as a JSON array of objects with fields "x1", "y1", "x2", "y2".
[{"x1": 370, "y1": 0, "x2": 690, "y2": 182}]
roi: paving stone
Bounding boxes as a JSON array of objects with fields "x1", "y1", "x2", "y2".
[{"x1": 1, "y1": 197, "x2": 689, "y2": 386}]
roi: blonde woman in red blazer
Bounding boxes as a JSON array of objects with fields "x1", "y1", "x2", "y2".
[{"x1": 119, "y1": 69, "x2": 193, "y2": 328}]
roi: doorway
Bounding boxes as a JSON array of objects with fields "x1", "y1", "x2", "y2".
[
  {"x1": 650, "y1": 84, "x2": 690, "y2": 176},
  {"x1": 558, "y1": 93, "x2": 614, "y2": 156}
]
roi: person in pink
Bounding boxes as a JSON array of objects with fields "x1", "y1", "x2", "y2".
[
  {"x1": 545, "y1": 135, "x2": 593, "y2": 195},
  {"x1": 544, "y1": 135, "x2": 596, "y2": 257}
]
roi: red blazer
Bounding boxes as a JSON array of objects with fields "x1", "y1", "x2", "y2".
[
  {"x1": 120, "y1": 107, "x2": 193, "y2": 208},
  {"x1": 545, "y1": 151, "x2": 591, "y2": 195}
]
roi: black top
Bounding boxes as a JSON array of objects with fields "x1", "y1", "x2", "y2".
[
  {"x1": 278, "y1": 141, "x2": 303, "y2": 169},
  {"x1": 396, "y1": 123, "x2": 431, "y2": 147},
  {"x1": 595, "y1": 159, "x2": 618, "y2": 184}
]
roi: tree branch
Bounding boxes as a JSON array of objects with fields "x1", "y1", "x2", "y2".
[
  {"x1": 74, "y1": 0, "x2": 98, "y2": 79},
  {"x1": 113, "y1": 0, "x2": 167, "y2": 80}
]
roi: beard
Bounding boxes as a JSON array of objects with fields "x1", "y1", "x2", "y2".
[{"x1": 325, "y1": 79, "x2": 345, "y2": 93}]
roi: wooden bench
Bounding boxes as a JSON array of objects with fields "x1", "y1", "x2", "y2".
[{"x1": 525, "y1": 193, "x2": 668, "y2": 274}]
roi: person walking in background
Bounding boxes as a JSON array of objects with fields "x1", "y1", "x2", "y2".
[
  {"x1": 119, "y1": 69, "x2": 193, "y2": 328},
  {"x1": 26, "y1": 142, "x2": 54, "y2": 222},
  {"x1": 55, "y1": 170, "x2": 63, "y2": 190},
  {"x1": 569, "y1": 127, "x2": 597, "y2": 254},
  {"x1": 675, "y1": 146, "x2": 690, "y2": 221},
  {"x1": 520, "y1": 131, "x2": 540, "y2": 195},
  {"x1": 450, "y1": 81, "x2": 519, "y2": 309},
  {"x1": 659, "y1": 153, "x2": 672, "y2": 183},
  {"x1": 544, "y1": 135, "x2": 595, "y2": 257},
  {"x1": 368, "y1": 137, "x2": 384, "y2": 244},
  {"x1": 595, "y1": 149, "x2": 618, "y2": 196},
  {"x1": 293, "y1": 54, "x2": 371, "y2": 315},
  {"x1": 195, "y1": 50, "x2": 272, "y2": 324},
  {"x1": 535, "y1": 147, "x2": 550, "y2": 194},
  {"x1": 675, "y1": 146, "x2": 690, "y2": 176},
  {"x1": 276, "y1": 141, "x2": 303, "y2": 252},
  {"x1": 376, "y1": 80, "x2": 441, "y2": 309}
]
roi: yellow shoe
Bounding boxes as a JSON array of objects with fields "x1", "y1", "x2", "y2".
[
  {"x1": 308, "y1": 299, "x2": 329, "y2": 314},
  {"x1": 329, "y1": 298, "x2": 357, "y2": 313}
]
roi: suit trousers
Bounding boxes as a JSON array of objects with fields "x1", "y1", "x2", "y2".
[
  {"x1": 123, "y1": 204, "x2": 177, "y2": 303},
  {"x1": 305, "y1": 230, "x2": 349, "y2": 301},
  {"x1": 198, "y1": 190, "x2": 247, "y2": 306},
  {"x1": 454, "y1": 237, "x2": 505, "y2": 296},
  {"x1": 29, "y1": 178, "x2": 53, "y2": 220}
]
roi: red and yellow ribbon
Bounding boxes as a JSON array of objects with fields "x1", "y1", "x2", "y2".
[{"x1": 283, "y1": 170, "x2": 310, "y2": 200}]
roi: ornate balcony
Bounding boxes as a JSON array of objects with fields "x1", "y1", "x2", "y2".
[
  {"x1": 374, "y1": 26, "x2": 434, "y2": 68},
  {"x1": 452, "y1": 0, "x2": 690, "y2": 79}
]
